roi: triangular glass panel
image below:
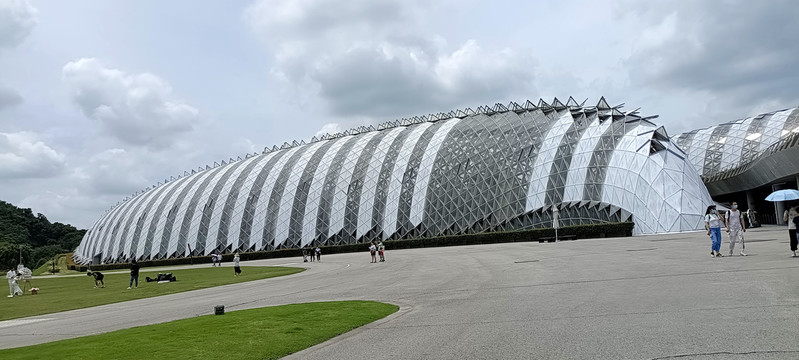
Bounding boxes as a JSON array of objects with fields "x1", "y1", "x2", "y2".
[{"x1": 597, "y1": 97, "x2": 611, "y2": 110}]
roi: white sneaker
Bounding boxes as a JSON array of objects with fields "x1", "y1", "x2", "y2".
[
  {"x1": 740, "y1": 251, "x2": 747, "y2": 256},
  {"x1": 7, "y1": 295, "x2": 12, "y2": 298},
  {"x1": 126, "y1": 287, "x2": 131, "y2": 290}
]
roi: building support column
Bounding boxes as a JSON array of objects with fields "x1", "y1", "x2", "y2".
[{"x1": 746, "y1": 190, "x2": 756, "y2": 212}]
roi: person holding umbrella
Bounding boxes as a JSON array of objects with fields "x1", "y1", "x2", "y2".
[
  {"x1": 705, "y1": 205, "x2": 726, "y2": 257},
  {"x1": 784, "y1": 202, "x2": 798, "y2": 257},
  {"x1": 766, "y1": 189, "x2": 799, "y2": 257}
]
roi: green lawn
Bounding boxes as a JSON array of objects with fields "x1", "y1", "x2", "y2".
[
  {"x1": 0, "y1": 301, "x2": 398, "y2": 360},
  {"x1": 2, "y1": 266, "x2": 304, "y2": 321}
]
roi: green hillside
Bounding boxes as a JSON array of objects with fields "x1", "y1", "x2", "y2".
[{"x1": 0, "y1": 200, "x2": 85, "y2": 270}]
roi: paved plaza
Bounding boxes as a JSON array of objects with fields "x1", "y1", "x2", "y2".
[{"x1": 2, "y1": 226, "x2": 799, "y2": 359}]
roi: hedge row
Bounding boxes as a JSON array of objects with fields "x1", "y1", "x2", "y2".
[{"x1": 76, "y1": 222, "x2": 633, "y2": 272}]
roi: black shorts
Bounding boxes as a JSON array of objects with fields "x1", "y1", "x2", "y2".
[{"x1": 234, "y1": 266, "x2": 241, "y2": 274}]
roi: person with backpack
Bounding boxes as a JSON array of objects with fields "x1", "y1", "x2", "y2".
[
  {"x1": 725, "y1": 202, "x2": 747, "y2": 256},
  {"x1": 705, "y1": 205, "x2": 726, "y2": 257}
]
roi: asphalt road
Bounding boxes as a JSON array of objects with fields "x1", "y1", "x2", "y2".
[{"x1": 2, "y1": 226, "x2": 799, "y2": 359}]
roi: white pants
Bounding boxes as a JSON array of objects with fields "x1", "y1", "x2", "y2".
[
  {"x1": 728, "y1": 228, "x2": 744, "y2": 253},
  {"x1": 8, "y1": 281, "x2": 22, "y2": 296}
]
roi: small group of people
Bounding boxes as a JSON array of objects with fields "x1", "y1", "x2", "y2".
[
  {"x1": 368, "y1": 241, "x2": 385, "y2": 263},
  {"x1": 211, "y1": 253, "x2": 222, "y2": 267},
  {"x1": 302, "y1": 247, "x2": 321, "y2": 262},
  {"x1": 705, "y1": 202, "x2": 748, "y2": 257},
  {"x1": 6, "y1": 264, "x2": 32, "y2": 297},
  {"x1": 706, "y1": 201, "x2": 799, "y2": 258},
  {"x1": 212, "y1": 252, "x2": 241, "y2": 276}
]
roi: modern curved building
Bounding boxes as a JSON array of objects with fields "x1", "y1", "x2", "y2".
[
  {"x1": 674, "y1": 107, "x2": 799, "y2": 223},
  {"x1": 74, "y1": 97, "x2": 713, "y2": 264}
]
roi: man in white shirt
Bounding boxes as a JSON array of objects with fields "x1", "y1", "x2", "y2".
[{"x1": 726, "y1": 202, "x2": 747, "y2": 256}]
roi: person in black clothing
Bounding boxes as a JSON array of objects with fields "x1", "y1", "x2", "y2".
[
  {"x1": 87, "y1": 271, "x2": 105, "y2": 288},
  {"x1": 128, "y1": 260, "x2": 140, "y2": 289}
]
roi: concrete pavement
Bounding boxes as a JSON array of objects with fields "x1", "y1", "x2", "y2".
[{"x1": 2, "y1": 226, "x2": 799, "y2": 359}]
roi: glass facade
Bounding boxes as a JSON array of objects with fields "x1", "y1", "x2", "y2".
[
  {"x1": 675, "y1": 107, "x2": 799, "y2": 178},
  {"x1": 75, "y1": 97, "x2": 713, "y2": 264}
]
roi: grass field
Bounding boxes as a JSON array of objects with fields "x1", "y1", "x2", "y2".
[
  {"x1": 0, "y1": 301, "x2": 398, "y2": 360},
  {"x1": 1, "y1": 266, "x2": 304, "y2": 321}
]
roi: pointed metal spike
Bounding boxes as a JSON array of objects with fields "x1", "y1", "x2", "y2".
[
  {"x1": 551, "y1": 97, "x2": 566, "y2": 110},
  {"x1": 597, "y1": 96, "x2": 611, "y2": 110},
  {"x1": 538, "y1": 98, "x2": 551, "y2": 108}
]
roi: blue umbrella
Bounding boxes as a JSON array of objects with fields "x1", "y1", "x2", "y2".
[{"x1": 765, "y1": 189, "x2": 799, "y2": 202}]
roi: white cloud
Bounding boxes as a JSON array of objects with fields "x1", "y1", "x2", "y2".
[
  {"x1": 0, "y1": 0, "x2": 37, "y2": 48},
  {"x1": 0, "y1": 131, "x2": 66, "y2": 179},
  {"x1": 62, "y1": 58, "x2": 199, "y2": 149},
  {"x1": 314, "y1": 123, "x2": 341, "y2": 137},
  {"x1": 72, "y1": 148, "x2": 150, "y2": 195},
  {"x1": 246, "y1": 0, "x2": 536, "y2": 117},
  {"x1": 624, "y1": 1, "x2": 799, "y2": 112}
]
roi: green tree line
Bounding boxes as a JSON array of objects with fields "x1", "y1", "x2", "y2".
[{"x1": 0, "y1": 200, "x2": 86, "y2": 270}]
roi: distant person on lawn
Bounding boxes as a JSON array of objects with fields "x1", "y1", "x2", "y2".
[
  {"x1": 378, "y1": 241, "x2": 386, "y2": 262},
  {"x1": 87, "y1": 271, "x2": 105, "y2": 288},
  {"x1": 233, "y1": 253, "x2": 241, "y2": 277},
  {"x1": 369, "y1": 241, "x2": 377, "y2": 263},
  {"x1": 7, "y1": 268, "x2": 23, "y2": 298},
  {"x1": 127, "y1": 259, "x2": 140, "y2": 289}
]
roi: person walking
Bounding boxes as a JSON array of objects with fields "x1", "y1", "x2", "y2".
[
  {"x1": 726, "y1": 202, "x2": 747, "y2": 256},
  {"x1": 127, "y1": 259, "x2": 140, "y2": 289},
  {"x1": 705, "y1": 205, "x2": 725, "y2": 257},
  {"x1": 309, "y1": 246, "x2": 315, "y2": 262},
  {"x1": 6, "y1": 268, "x2": 22, "y2": 297},
  {"x1": 233, "y1": 253, "x2": 241, "y2": 277},
  {"x1": 784, "y1": 203, "x2": 798, "y2": 257},
  {"x1": 315, "y1": 246, "x2": 321, "y2": 262},
  {"x1": 211, "y1": 253, "x2": 218, "y2": 267},
  {"x1": 378, "y1": 241, "x2": 385, "y2": 262},
  {"x1": 369, "y1": 241, "x2": 377, "y2": 263}
]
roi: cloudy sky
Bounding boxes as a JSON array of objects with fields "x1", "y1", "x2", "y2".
[{"x1": 1, "y1": 0, "x2": 798, "y2": 228}]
